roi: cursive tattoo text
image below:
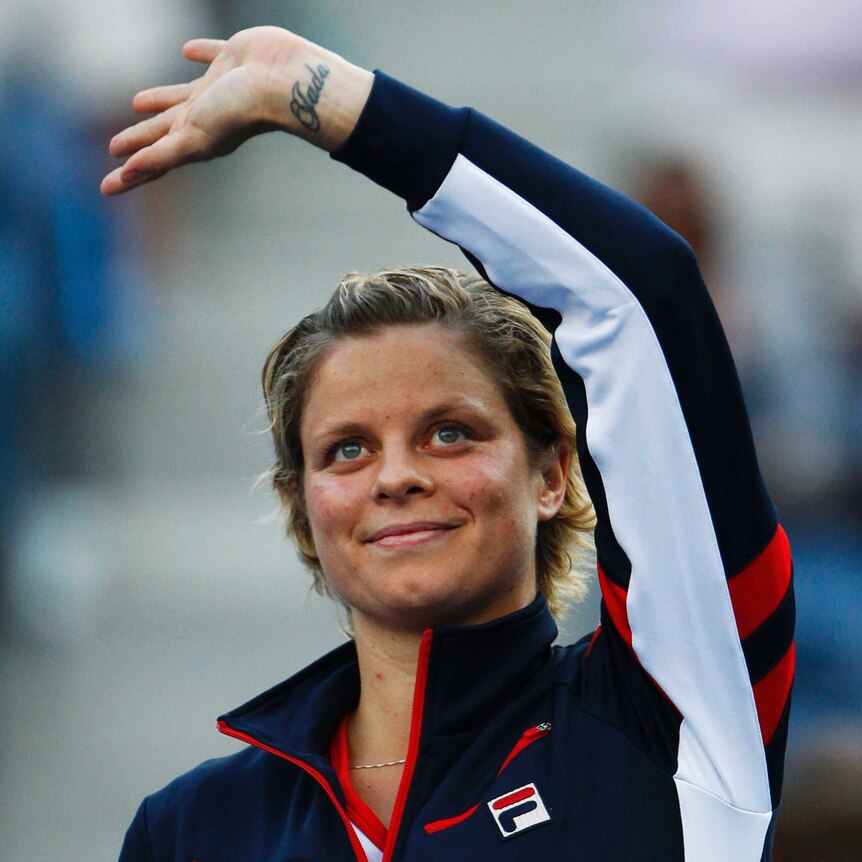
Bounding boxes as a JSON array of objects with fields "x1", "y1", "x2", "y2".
[{"x1": 290, "y1": 63, "x2": 330, "y2": 132}]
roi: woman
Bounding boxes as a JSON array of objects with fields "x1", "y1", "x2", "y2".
[{"x1": 104, "y1": 26, "x2": 795, "y2": 862}]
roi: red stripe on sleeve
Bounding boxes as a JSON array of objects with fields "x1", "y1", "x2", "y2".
[
  {"x1": 752, "y1": 642, "x2": 795, "y2": 745},
  {"x1": 596, "y1": 565, "x2": 681, "y2": 717},
  {"x1": 597, "y1": 564, "x2": 633, "y2": 649},
  {"x1": 728, "y1": 525, "x2": 792, "y2": 640}
]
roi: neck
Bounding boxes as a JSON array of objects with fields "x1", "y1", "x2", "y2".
[
  {"x1": 346, "y1": 585, "x2": 539, "y2": 762},
  {"x1": 348, "y1": 615, "x2": 425, "y2": 766}
]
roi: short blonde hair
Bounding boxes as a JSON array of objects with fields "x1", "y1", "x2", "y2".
[{"x1": 262, "y1": 267, "x2": 595, "y2": 620}]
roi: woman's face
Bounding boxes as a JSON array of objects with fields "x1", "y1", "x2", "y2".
[{"x1": 299, "y1": 323, "x2": 566, "y2": 633}]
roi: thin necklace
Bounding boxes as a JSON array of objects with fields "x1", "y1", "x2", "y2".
[{"x1": 350, "y1": 757, "x2": 407, "y2": 769}]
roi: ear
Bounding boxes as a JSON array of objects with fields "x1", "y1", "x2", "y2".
[{"x1": 536, "y1": 442, "x2": 570, "y2": 522}]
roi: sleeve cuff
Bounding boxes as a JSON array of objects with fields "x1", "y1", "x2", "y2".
[{"x1": 330, "y1": 70, "x2": 470, "y2": 211}]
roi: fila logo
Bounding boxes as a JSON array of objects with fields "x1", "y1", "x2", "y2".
[{"x1": 487, "y1": 782, "x2": 551, "y2": 839}]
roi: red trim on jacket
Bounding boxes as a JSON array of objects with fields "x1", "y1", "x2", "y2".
[
  {"x1": 217, "y1": 720, "x2": 368, "y2": 862},
  {"x1": 424, "y1": 803, "x2": 482, "y2": 834},
  {"x1": 597, "y1": 564, "x2": 633, "y2": 649},
  {"x1": 495, "y1": 723, "x2": 551, "y2": 776},
  {"x1": 330, "y1": 714, "x2": 389, "y2": 852},
  {"x1": 423, "y1": 723, "x2": 551, "y2": 834},
  {"x1": 382, "y1": 629, "x2": 433, "y2": 862},
  {"x1": 585, "y1": 624, "x2": 602, "y2": 657}
]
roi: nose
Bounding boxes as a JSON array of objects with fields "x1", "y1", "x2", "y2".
[{"x1": 372, "y1": 443, "x2": 434, "y2": 502}]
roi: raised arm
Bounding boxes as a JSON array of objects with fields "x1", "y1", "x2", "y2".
[{"x1": 331, "y1": 70, "x2": 793, "y2": 840}]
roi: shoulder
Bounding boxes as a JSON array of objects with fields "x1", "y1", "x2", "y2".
[
  {"x1": 154, "y1": 743, "x2": 294, "y2": 805},
  {"x1": 136, "y1": 746, "x2": 297, "y2": 849}
]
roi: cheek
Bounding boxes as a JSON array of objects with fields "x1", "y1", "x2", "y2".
[
  {"x1": 303, "y1": 478, "x2": 363, "y2": 595},
  {"x1": 304, "y1": 475, "x2": 359, "y2": 541},
  {"x1": 453, "y1": 448, "x2": 536, "y2": 520}
]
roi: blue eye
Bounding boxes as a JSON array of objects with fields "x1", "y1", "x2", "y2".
[
  {"x1": 432, "y1": 426, "x2": 466, "y2": 446},
  {"x1": 333, "y1": 440, "x2": 367, "y2": 461}
]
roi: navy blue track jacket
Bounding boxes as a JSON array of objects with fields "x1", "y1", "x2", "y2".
[{"x1": 119, "y1": 71, "x2": 794, "y2": 862}]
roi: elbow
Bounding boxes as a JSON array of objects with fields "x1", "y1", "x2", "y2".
[{"x1": 637, "y1": 225, "x2": 712, "y2": 316}]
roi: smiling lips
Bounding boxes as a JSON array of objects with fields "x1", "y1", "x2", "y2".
[{"x1": 366, "y1": 521, "x2": 458, "y2": 548}]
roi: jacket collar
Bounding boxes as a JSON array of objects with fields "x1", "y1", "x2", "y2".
[{"x1": 218, "y1": 593, "x2": 557, "y2": 764}]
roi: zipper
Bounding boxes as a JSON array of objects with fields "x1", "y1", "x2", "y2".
[
  {"x1": 382, "y1": 628, "x2": 434, "y2": 862},
  {"x1": 423, "y1": 721, "x2": 552, "y2": 834},
  {"x1": 217, "y1": 720, "x2": 369, "y2": 862}
]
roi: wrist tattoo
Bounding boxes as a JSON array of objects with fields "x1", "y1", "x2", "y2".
[{"x1": 290, "y1": 63, "x2": 330, "y2": 132}]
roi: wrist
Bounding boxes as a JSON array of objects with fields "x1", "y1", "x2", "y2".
[{"x1": 263, "y1": 45, "x2": 374, "y2": 152}]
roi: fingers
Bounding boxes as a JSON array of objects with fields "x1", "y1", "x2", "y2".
[
  {"x1": 109, "y1": 104, "x2": 181, "y2": 157},
  {"x1": 100, "y1": 156, "x2": 160, "y2": 196},
  {"x1": 100, "y1": 165, "x2": 142, "y2": 196},
  {"x1": 132, "y1": 82, "x2": 193, "y2": 113},
  {"x1": 99, "y1": 145, "x2": 171, "y2": 197},
  {"x1": 183, "y1": 38, "x2": 226, "y2": 63},
  {"x1": 142, "y1": 129, "x2": 202, "y2": 177},
  {"x1": 101, "y1": 36, "x2": 227, "y2": 196},
  {"x1": 101, "y1": 121, "x2": 210, "y2": 196}
]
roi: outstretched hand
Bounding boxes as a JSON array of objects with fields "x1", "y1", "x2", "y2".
[{"x1": 101, "y1": 26, "x2": 373, "y2": 196}]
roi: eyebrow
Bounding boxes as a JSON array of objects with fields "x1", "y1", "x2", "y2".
[{"x1": 309, "y1": 398, "x2": 490, "y2": 446}]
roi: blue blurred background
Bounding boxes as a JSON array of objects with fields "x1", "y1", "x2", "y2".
[{"x1": 1, "y1": 2, "x2": 860, "y2": 859}]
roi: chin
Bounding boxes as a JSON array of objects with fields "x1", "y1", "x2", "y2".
[
  {"x1": 380, "y1": 584, "x2": 472, "y2": 626},
  {"x1": 363, "y1": 575, "x2": 515, "y2": 631},
  {"x1": 328, "y1": 552, "x2": 532, "y2": 632}
]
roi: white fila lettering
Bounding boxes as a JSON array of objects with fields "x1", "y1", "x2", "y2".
[{"x1": 487, "y1": 782, "x2": 551, "y2": 839}]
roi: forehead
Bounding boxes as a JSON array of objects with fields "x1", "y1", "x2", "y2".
[{"x1": 300, "y1": 324, "x2": 508, "y2": 435}]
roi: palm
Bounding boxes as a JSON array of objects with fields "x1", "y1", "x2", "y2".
[
  {"x1": 171, "y1": 66, "x2": 261, "y2": 156},
  {"x1": 101, "y1": 27, "x2": 300, "y2": 195}
]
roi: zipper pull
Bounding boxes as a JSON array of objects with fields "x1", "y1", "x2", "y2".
[{"x1": 522, "y1": 722, "x2": 552, "y2": 740}]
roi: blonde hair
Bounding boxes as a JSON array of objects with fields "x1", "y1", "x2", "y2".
[{"x1": 262, "y1": 266, "x2": 595, "y2": 621}]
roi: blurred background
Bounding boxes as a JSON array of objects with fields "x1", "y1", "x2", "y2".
[{"x1": 1, "y1": 1, "x2": 860, "y2": 859}]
